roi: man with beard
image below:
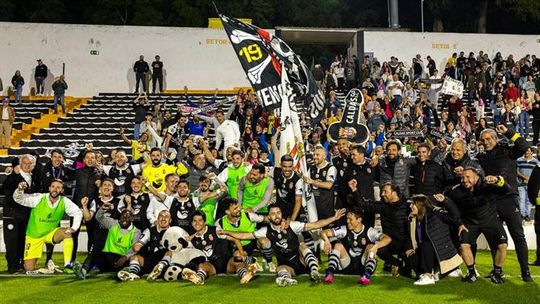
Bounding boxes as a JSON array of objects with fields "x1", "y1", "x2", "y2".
[
  {"x1": 217, "y1": 150, "x2": 251, "y2": 200},
  {"x1": 164, "y1": 114, "x2": 189, "y2": 155},
  {"x1": 411, "y1": 144, "x2": 444, "y2": 195},
  {"x1": 349, "y1": 180, "x2": 409, "y2": 276},
  {"x1": 477, "y1": 126, "x2": 532, "y2": 282},
  {"x1": 444, "y1": 168, "x2": 509, "y2": 284},
  {"x1": 321, "y1": 208, "x2": 391, "y2": 285},
  {"x1": 181, "y1": 211, "x2": 258, "y2": 285},
  {"x1": 142, "y1": 148, "x2": 188, "y2": 192},
  {"x1": 102, "y1": 150, "x2": 141, "y2": 197},
  {"x1": 270, "y1": 155, "x2": 304, "y2": 222},
  {"x1": 304, "y1": 146, "x2": 337, "y2": 226},
  {"x1": 341, "y1": 146, "x2": 376, "y2": 228},
  {"x1": 14, "y1": 180, "x2": 82, "y2": 273},
  {"x1": 118, "y1": 176, "x2": 152, "y2": 231},
  {"x1": 81, "y1": 178, "x2": 120, "y2": 264},
  {"x1": 215, "y1": 198, "x2": 273, "y2": 271},
  {"x1": 3, "y1": 154, "x2": 41, "y2": 273},
  {"x1": 442, "y1": 138, "x2": 483, "y2": 189},
  {"x1": 151, "y1": 179, "x2": 201, "y2": 234},
  {"x1": 192, "y1": 175, "x2": 226, "y2": 226},
  {"x1": 333, "y1": 138, "x2": 352, "y2": 209},
  {"x1": 40, "y1": 149, "x2": 75, "y2": 191},
  {"x1": 72, "y1": 150, "x2": 101, "y2": 207},
  {"x1": 74, "y1": 208, "x2": 140, "y2": 279},
  {"x1": 118, "y1": 210, "x2": 172, "y2": 281},
  {"x1": 182, "y1": 151, "x2": 215, "y2": 193},
  {"x1": 377, "y1": 141, "x2": 415, "y2": 198},
  {"x1": 237, "y1": 163, "x2": 274, "y2": 214},
  {"x1": 220, "y1": 204, "x2": 346, "y2": 286}
]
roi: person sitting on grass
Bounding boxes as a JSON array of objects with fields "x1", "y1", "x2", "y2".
[
  {"x1": 74, "y1": 208, "x2": 140, "y2": 279},
  {"x1": 13, "y1": 179, "x2": 82, "y2": 274}
]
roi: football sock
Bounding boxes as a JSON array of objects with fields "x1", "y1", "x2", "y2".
[
  {"x1": 63, "y1": 237, "x2": 74, "y2": 267},
  {"x1": 129, "y1": 260, "x2": 141, "y2": 275},
  {"x1": 303, "y1": 248, "x2": 318, "y2": 273},
  {"x1": 327, "y1": 249, "x2": 340, "y2": 273}
]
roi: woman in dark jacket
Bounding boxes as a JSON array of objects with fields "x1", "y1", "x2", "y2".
[{"x1": 405, "y1": 194, "x2": 463, "y2": 285}]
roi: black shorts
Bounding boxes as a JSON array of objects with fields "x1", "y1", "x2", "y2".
[
  {"x1": 341, "y1": 256, "x2": 364, "y2": 275},
  {"x1": 461, "y1": 218, "x2": 508, "y2": 248},
  {"x1": 141, "y1": 249, "x2": 168, "y2": 274},
  {"x1": 278, "y1": 255, "x2": 308, "y2": 275},
  {"x1": 209, "y1": 255, "x2": 229, "y2": 274},
  {"x1": 98, "y1": 252, "x2": 128, "y2": 272},
  {"x1": 314, "y1": 192, "x2": 335, "y2": 228},
  {"x1": 242, "y1": 241, "x2": 258, "y2": 256}
]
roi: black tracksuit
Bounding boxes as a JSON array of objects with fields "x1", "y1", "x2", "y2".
[
  {"x1": 411, "y1": 159, "x2": 444, "y2": 195},
  {"x1": 527, "y1": 165, "x2": 540, "y2": 262},
  {"x1": 476, "y1": 130, "x2": 529, "y2": 273},
  {"x1": 352, "y1": 191, "x2": 409, "y2": 267},
  {"x1": 2, "y1": 169, "x2": 42, "y2": 273}
]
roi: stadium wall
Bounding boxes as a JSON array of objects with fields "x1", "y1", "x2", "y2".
[
  {"x1": 0, "y1": 22, "x2": 254, "y2": 96},
  {"x1": 362, "y1": 31, "x2": 540, "y2": 71}
]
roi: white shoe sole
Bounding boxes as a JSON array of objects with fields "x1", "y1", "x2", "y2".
[
  {"x1": 118, "y1": 270, "x2": 139, "y2": 281},
  {"x1": 276, "y1": 277, "x2": 297, "y2": 287}
]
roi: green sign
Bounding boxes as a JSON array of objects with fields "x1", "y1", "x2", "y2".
[{"x1": 90, "y1": 50, "x2": 99, "y2": 55}]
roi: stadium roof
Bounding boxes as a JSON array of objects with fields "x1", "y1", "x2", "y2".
[{"x1": 275, "y1": 26, "x2": 409, "y2": 44}]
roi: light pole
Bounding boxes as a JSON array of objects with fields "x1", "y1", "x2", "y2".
[{"x1": 421, "y1": 0, "x2": 425, "y2": 33}]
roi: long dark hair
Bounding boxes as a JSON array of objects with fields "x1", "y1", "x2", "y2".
[{"x1": 411, "y1": 194, "x2": 434, "y2": 221}]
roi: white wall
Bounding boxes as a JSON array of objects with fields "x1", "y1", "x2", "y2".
[
  {"x1": 363, "y1": 31, "x2": 540, "y2": 71},
  {"x1": 0, "y1": 22, "x2": 253, "y2": 96}
]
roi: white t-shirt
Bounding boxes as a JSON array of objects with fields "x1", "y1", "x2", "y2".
[{"x1": 388, "y1": 80, "x2": 404, "y2": 96}]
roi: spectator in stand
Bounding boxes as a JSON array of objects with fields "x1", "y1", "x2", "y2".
[
  {"x1": 133, "y1": 55, "x2": 149, "y2": 93},
  {"x1": 311, "y1": 64, "x2": 324, "y2": 89},
  {"x1": 504, "y1": 82, "x2": 520, "y2": 101},
  {"x1": 387, "y1": 74, "x2": 404, "y2": 109},
  {"x1": 0, "y1": 98, "x2": 15, "y2": 149},
  {"x1": 345, "y1": 61, "x2": 356, "y2": 91},
  {"x1": 34, "y1": 59, "x2": 48, "y2": 96},
  {"x1": 447, "y1": 95, "x2": 463, "y2": 123},
  {"x1": 11, "y1": 70, "x2": 24, "y2": 103},
  {"x1": 530, "y1": 94, "x2": 540, "y2": 145},
  {"x1": 52, "y1": 75, "x2": 68, "y2": 114},
  {"x1": 132, "y1": 92, "x2": 150, "y2": 140},
  {"x1": 151, "y1": 55, "x2": 164, "y2": 94}
]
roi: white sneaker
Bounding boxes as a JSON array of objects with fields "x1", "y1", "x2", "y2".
[
  {"x1": 275, "y1": 276, "x2": 297, "y2": 287},
  {"x1": 434, "y1": 272, "x2": 440, "y2": 282},
  {"x1": 147, "y1": 263, "x2": 164, "y2": 281},
  {"x1": 181, "y1": 268, "x2": 204, "y2": 285},
  {"x1": 414, "y1": 274, "x2": 435, "y2": 285},
  {"x1": 448, "y1": 268, "x2": 463, "y2": 278},
  {"x1": 118, "y1": 270, "x2": 140, "y2": 281}
]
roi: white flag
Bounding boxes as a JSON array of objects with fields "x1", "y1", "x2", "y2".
[
  {"x1": 279, "y1": 65, "x2": 318, "y2": 222},
  {"x1": 440, "y1": 77, "x2": 464, "y2": 98}
]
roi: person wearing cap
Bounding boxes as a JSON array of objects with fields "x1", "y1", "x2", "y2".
[
  {"x1": 34, "y1": 59, "x2": 48, "y2": 96},
  {"x1": 52, "y1": 75, "x2": 68, "y2": 114},
  {"x1": 0, "y1": 98, "x2": 15, "y2": 149}
]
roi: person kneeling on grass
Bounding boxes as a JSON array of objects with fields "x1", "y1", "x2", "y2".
[
  {"x1": 13, "y1": 180, "x2": 82, "y2": 274},
  {"x1": 179, "y1": 211, "x2": 258, "y2": 285},
  {"x1": 219, "y1": 204, "x2": 346, "y2": 287},
  {"x1": 74, "y1": 208, "x2": 140, "y2": 279},
  {"x1": 117, "y1": 210, "x2": 172, "y2": 281},
  {"x1": 404, "y1": 194, "x2": 463, "y2": 286},
  {"x1": 320, "y1": 208, "x2": 391, "y2": 285}
]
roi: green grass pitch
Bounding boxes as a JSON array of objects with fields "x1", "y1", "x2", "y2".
[{"x1": 1, "y1": 251, "x2": 539, "y2": 304}]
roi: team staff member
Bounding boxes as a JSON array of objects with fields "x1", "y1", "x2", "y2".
[
  {"x1": 14, "y1": 180, "x2": 82, "y2": 273},
  {"x1": 477, "y1": 125, "x2": 532, "y2": 282},
  {"x1": 526, "y1": 162, "x2": 540, "y2": 266},
  {"x1": 2, "y1": 154, "x2": 41, "y2": 273}
]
